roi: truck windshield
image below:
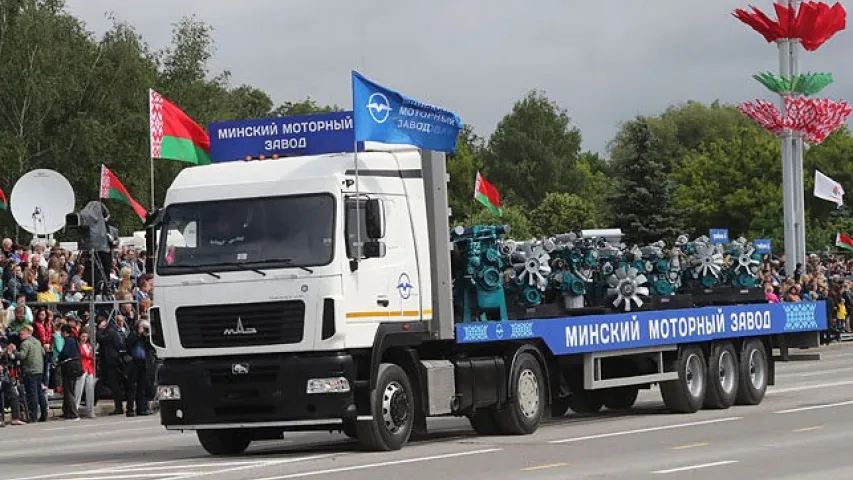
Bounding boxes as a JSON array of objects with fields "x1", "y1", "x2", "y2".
[{"x1": 156, "y1": 193, "x2": 335, "y2": 274}]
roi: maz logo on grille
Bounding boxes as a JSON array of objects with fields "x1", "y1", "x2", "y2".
[{"x1": 223, "y1": 317, "x2": 258, "y2": 336}]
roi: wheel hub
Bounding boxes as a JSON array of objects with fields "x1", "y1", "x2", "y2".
[
  {"x1": 685, "y1": 353, "x2": 704, "y2": 398},
  {"x1": 382, "y1": 381, "x2": 409, "y2": 434},
  {"x1": 517, "y1": 369, "x2": 540, "y2": 418},
  {"x1": 718, "y1": 350, "x2": 736, "y2": 393}
]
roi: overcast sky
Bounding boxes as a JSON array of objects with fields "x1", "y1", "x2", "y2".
[{"x1": 65, "y1": 0, "x2": 853, "y2": 156}]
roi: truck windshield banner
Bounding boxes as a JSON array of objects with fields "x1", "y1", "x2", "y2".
[
  {"x1": 207, "y1": 111, "x2": 363, "y2": 162},
  {"x1": 455, "y1": 301, "x2": 827, "y2": 355},
  {"x1": 351, "y1": 70, "x2": 463, "y2": 153}
]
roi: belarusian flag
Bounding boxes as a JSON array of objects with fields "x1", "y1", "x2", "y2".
[
  {"x1": 100, "y1": 165, "x2": 147, "y2": 221},
  {"x1": 836, "y1": 232, "x2": 853, "y2": 252},
  {"x1": 149, "y1": 89, "x2": 211, "y2": 165},
  {"x1": 0, "y1": 189, "x2": 7, "y2": 211},
  {"x1": 474, "y1": 171, "x2": 502, "y2": 217}
]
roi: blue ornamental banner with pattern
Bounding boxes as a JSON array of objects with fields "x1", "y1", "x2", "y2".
[{"x1": 455, "y1": 301, "x2": 827, "y2": 355}]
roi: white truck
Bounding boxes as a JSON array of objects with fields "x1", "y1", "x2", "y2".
[{"x1": 147, "y1": 144, "x2": 826, "y2": 455}]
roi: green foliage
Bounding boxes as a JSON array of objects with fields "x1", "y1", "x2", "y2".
[
  {"x1": 483, "y1": 90, "x2": 583, "y2": 210},
  {"x1": 529, "y1": 193, "x2": 598, "y2": 236},
  {"x1": 610, "y1": 117, "x2": 681, "y2": 244}
]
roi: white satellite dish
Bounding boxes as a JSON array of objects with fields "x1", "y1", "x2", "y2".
[{"x1": 10, "y1": 169, "x2": 75, "y2": 235}]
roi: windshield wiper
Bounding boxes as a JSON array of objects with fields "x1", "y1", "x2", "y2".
[
  {"x1": 183, "y1": 266, "x2": 220, "y2": 279},
  {"x1": 234, "y1": 263, "x2": 267, "y2": 277},
  {"x1": 267, "y1": 258, "x2": 314, "y2": 274}
]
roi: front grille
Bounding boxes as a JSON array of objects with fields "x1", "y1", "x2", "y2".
[{"x1": 176, "y1": 301, "x2": 305, "y2": 348}]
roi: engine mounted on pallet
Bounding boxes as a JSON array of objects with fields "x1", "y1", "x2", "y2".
[{"x1": 450, "y1": 225, "x2": 770, "y2": 323}]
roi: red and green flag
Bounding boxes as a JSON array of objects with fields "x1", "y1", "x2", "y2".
[
  {"x1": 149, "y1": 89, "x2": 211, "y2": 165},
  {"x1": 0, "y1": 189, "x2": 7, "y2": 211},
  {"x1": 836, "y1": 232, "x2": 853, "y2": 252},
  {"x1": 100, "y1": 165, "x2": 147, "y2": 221},
  {"x1": 474, "y1": 171, "x2": 503, "y2": 217}
]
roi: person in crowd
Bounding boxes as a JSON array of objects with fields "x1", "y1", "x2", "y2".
[
  {"x1": 126, "y1": 319, "x2": 153, "y2": 416},
  {"x1": 135, "y1": 274, "x2": 154, "y2": 302},
  {"x1": 120, "y1": 302, "x2": 138, "y2": 327},
  {"x1": 73, "y1": 329, "x2": 96, "y2": 419},
  {"x1": 5, "y1": 293, "x2": 32, "y2": 326},
  {"x1": 100, "y1": 314, "x2": 130, "y2": 415},
  {"x1": 7, "y1": 325, "x2": 47, "y2": 423},
  {"x1": 57, "y1": 324, "x2": 82, "y2": 420},
  {"x1": 0, "y1": 337, "x2": 26, "y2": 427}
]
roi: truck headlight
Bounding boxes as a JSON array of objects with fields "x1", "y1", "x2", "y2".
[
  {"x1": 157, "y1": 385, "x2": 182, "y2": 400},
  {"x1": 306, "y1": 377, "x2": 351, "y2": 394}
]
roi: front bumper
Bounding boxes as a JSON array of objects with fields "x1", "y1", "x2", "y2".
[{"x1": 157, "y1": 352, "x2": 357, "y2": 429}]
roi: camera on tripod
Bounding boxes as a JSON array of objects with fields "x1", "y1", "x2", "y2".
[{"x1": 65, "y1": 201, "x2": 118, "y2": 295}]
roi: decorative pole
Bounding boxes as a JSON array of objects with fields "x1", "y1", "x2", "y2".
[{"x1": 734, "y1": 1, "x2": 849, "y2": 271}]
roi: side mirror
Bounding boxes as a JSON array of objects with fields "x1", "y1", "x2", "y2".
[
  {"x1": 365, "y1": 199, "x2": 384, "y2": 239},
  {"x1": 362, "y1": 240, "x2": 386, "y2": 259}
]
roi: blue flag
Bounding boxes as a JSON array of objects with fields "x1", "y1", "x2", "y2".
[{"x1": 351, "y1": 71, "x2": 463, "y2": 153}]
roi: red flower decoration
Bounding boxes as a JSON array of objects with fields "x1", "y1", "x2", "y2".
[
  {"x1": 738, "y1": 97, "x2": 852, "y2": 144},
  {"x1": 733, "y1": 1, "x2": 846, "y2": 51}
]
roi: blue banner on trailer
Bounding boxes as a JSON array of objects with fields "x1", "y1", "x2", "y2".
[
  {"x1": 455, "y1": 301, "x2": 827, "y2": 355},
  {"x1": 207, "y1": 111, "x2": 363, "y2": 162}
]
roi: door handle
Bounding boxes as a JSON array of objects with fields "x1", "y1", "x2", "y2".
[{"x1": 376, "y1": 298, "x2": 389, "y2": 307}]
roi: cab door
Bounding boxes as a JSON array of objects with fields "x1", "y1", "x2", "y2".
[{"x1": 341, "y1": 195, "x2": 392, "y2": 345}]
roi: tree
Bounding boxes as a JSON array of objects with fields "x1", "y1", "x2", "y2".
[
  {"x1": 529, "y1": 192, "x2": 598, "y2": 236},
  {"x1": 465, "y1": 204, "x2": 533, "y2": 240},
  {"x1": 447, "y1": 125, "x2": 485, "y2": 221},
  {"x1": 611, "y1": 117, "x2": 681, "y2": 244},
  {"x1": 484, "y1": 91, "x2": 583, "y2": 210},
  {"x1": 271, "y1": 97, "x2": 341, "y2": 117}
]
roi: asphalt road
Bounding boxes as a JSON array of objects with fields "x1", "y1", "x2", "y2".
[{"x1": 4, "y1": 344, "x2": 853, "y2": 480}]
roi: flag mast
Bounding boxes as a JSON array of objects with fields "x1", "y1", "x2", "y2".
[{"x1": 148, "y1": 88, "x2": 156, "y2": 210}]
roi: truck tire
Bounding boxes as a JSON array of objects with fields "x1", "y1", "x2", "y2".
[
  {"x1": 735, "y1": 339, "x2": 768, "y2": 406},
  {"x1": 356, "y1": 363, "x2": 415, "y2": 451},
  {"x1": 603, "y1": 387, "x2": 639, "y2": 411},
  {"x1": 196, "y1": 430, "x2": 251, "y2": 456},
  {"x1": 494, "y1": 352, "x2": 546, "y2": 435},
  {"x1": 468, "y1": 409, "x2": 500, "y2": 435},
  {"x1": 703, "y1": 341, "x2": 739, "y2": 410},
  {"x1": 660, "y1": 345, "x2": 706, "y2": 413},
  {"x1": 568, "y1": 391, "x2": 604, "y2": 414}
]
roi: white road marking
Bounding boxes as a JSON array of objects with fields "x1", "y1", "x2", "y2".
[
  {"x1": 768, "y1": 380, "x2": 853, "y2": 395},
  {"x1": 158, "y1": 455, "x2": 339, "y2": 480},
  {"x1": 252, "y1": 448, "x2": 504, "y2": 480},
  {"x1": 652, "y1": 460, "x2": 739, "y2": 474},
  {"x1": 776, "y1": 367, "x2": 853, "y2": 379},
  {"x1": 548, "y1": 417, "x2": 742, "y2": 444},
  {"x1": 0, "y1": 426, "x2": 162, "y2": 446},
  {"x1": 774, "y1": 400, "x2": 853, "y2": 414}
]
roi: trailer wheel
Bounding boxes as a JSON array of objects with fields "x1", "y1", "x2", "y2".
[
  {"x1": 703, "y1": 341, "x2": 739, "y2": 410},
  {"x1": 735, "y1": 339, "x2": 768, "y2": 405},
  {"x1": 603, "y1": 387, "x2": 639, "y2": 411},
  {"x1": 494, "y1": 352, "x2": 546, "y2": 435},
  {"x1": 196, "y1": 430, "x2": 251, "y2": 456},
  {"x1": 356, "y1": 363, "x2": 414, "y2": 451},
  {"x1": 468, "y1": 409, "x2": 500, "y2": 435},
  {"x1": 660, "y1": 345, "x2": 706, "y2": 413}
]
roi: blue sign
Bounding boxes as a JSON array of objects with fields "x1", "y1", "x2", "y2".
[
  {"x1": 456, "y1": 301, "x2": 826, "y2": 355},
  {"x1": 709, "y1": 229, "x2": 729, "y2": 244},
  {"x1": 207, "y1": 111, "x2": 363, "y2": 162},
  {"x1": 754, "y1": 239, "x2": 772, "y2": 254},
  {"x1": 351, "y1": 71, "x2": 463, "y2": 153}
]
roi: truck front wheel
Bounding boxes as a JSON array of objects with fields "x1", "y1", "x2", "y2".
[
  {"x1": 357, "y1": 363, "x2": 415, "y2": 451},
  {"x1": 196, "y1": 429, "x2": 251, "y2": 456}
]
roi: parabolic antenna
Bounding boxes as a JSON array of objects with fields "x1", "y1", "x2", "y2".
[{"x1": 10, "y1": 169, "x2": 75, "y2": 235}]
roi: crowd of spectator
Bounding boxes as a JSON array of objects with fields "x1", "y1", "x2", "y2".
[
  {"x1": 761, "y1": 253, "x2": 853, "y2": 343},
  {"x1": 0, "y1": 239, "x2": 156, "y2": 427}
]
